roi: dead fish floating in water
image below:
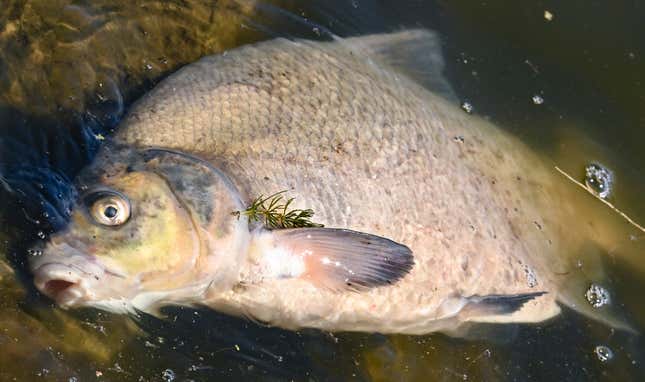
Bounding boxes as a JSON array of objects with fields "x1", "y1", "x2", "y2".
[{"x1": 30, "y1": 30, "x2": 633, "y2": 335}]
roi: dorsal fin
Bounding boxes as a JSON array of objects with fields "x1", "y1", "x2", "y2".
[{"x1": 339, "y1": 29, "x2": 458, "y2": 103}]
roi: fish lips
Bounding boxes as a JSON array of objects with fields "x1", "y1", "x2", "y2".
[
  {"x1": 31, "y1": 247, "x2": 123, "y2": 308},
  {"x1": 33, "y1": 262, "x2": 92, "y2": 307}
]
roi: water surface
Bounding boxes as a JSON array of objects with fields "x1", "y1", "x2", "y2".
[{"x1": 1, "y1": 1, "x2": 643, "y2": 380}]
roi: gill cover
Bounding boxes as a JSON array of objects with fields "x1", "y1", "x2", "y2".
[
  {"x1": 136, "y1": 148, "x2": 249, "y2": 294},
  {"x1": 140, "y1": 148, "x2": 245, "y2": 227}
]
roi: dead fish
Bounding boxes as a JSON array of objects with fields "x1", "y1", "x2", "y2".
[{"x1": 29, "y1": 30, "x2": 631, "y2": 335}]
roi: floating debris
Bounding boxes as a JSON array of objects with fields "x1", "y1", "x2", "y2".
[
  {"x1": 555, "y1": 166, "x2": 645, "y2": 233},
  {"x1": 585, "y1": 284, "x2": 610, "y2": 308},
  {"x1": 525, "y1": 59, "x2": 540, "y2": 74},
  {"x1": 532, "y1": 95, "x2": 544, "y2": 105},
  {"x1": 584, "y1": 163, "x2": 612, "y2": 199},
  {"x1": 594, "y1": 345, "x2": 614, "y2": 362},
  {"x1": 544, "y1": 10, "x2": 554, "y2": 21},
  {"x1": 144, "y1": 340, "x2": 158, "y2": 349},
  {"x1": 461, "y1": 101, "x2": 473, "y2": 114}
]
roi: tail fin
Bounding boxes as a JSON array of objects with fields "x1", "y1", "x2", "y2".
[
  {"x1": 554, "y1": 241, "x2": 637, "y2": 334},
  {"x1": 550, "y1": 123, "x2": 645, "y2": 273}
]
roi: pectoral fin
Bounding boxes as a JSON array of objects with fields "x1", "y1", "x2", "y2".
[{"x1": 272, "y1": 228, "x2": 414, "y2": 292}]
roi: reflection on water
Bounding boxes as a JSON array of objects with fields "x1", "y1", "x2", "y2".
[
  {"x1": 0, "y1": 0, "x2": 643, "y2": 380},
  {"x1": 0, "y1": 0, "x2": 266, "y2": 115}
]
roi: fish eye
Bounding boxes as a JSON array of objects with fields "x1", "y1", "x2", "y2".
[{"x1": 85, "y1": 191, "x2": 131, "y2": 226}]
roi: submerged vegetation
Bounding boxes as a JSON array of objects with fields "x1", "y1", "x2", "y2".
[{"x1": 232, "y1": 191, "x2": 324, "y2": 229}]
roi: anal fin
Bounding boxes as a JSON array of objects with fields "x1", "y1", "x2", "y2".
[{"x1": 459, "y1": 291, "x2": 548, "y2": 321}]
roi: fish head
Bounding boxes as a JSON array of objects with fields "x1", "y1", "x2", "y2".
[{"x1": 30, "y1": 144, "x2": 249, "y2": 313}]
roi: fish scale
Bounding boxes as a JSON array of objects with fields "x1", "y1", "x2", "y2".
[{"x1": 113, "y1": 34, "x2": 566, "y2": 333}]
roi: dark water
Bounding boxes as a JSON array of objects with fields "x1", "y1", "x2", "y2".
[{"x1": 0, "y1": 0, "x2": 643, "y2": 380}]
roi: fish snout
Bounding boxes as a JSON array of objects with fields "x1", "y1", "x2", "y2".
[{"x1": 33, "y1": 263, "x2": 92, "y2": 307}]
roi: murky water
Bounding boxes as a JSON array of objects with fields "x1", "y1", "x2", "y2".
[{"x1": 1, "y1": 0, "x2": 643, "y2": 380}]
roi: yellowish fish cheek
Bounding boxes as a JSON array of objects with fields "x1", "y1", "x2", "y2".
[
  {"x1": 108, "y1": 210, "x2": 188, "y2": 276},
  {"x1": 99, "y1": 172, "x2": 199, "y2": 282}
]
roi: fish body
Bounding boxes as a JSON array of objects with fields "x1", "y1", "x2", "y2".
[{"x1": 30, "y1": 30, "x2": 618, "y2": 335}]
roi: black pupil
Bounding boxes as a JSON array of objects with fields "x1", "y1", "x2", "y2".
[{"x1": 104, "y1": 206, "x2": 118, "y2": 219}]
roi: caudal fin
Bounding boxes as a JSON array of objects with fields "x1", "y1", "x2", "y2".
[{"x1": 556, "y1": 271, "x2": 637, "y2": 334}]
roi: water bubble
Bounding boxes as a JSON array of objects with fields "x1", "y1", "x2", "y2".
[
  {"x1": 37, "y1": 231, "x2": 46, "y2": 240},
  {"x1": 351, "y1": 0, "x2": 359, "y2": 8},
  {"x1": 523, "y1": 265, "x2": 538, "y2": 288},
  {"x1": 68, "y1": 377, "x2": 78, "y2": 382},
  {"x1": 532, "y1": 95, "x2": 544, "y2": 105},
  {"x1": 594, "y1": 345, "x2": 613, "y2": 362},
  {"x1": 27, "y1": 249, "x2": 43, "y2": 257},
  {"x1": 544, "y1": 10, "x2": 554, "y2": 21},
  {"x1": 461, "y1": 102, "x2": 473, "y2": 113},
  {"x1": 161, "y1": 369, "x2": 175, "y2": 382},
  {"x1": 145, "y1": 63, "x2": 153, "y2": 71},
  {"x1": 584, "y1": 163, "x2": 612, "y2": 199},
  {"x1": 586, "y1": 284, "x2": 610, "y2": 308}
]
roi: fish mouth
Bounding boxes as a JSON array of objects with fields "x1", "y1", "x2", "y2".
[{"x1": 33, "y1": 263, "x2": 92, "y2": 307}]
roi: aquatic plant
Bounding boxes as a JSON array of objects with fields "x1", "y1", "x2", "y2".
[{"x1": 232, "y1": 191, "x2": 324, "y2": 229}]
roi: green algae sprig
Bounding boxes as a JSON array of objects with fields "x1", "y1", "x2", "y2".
[{"x1": 232, "y1": 191, "x2": 324, "y2": 229}]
